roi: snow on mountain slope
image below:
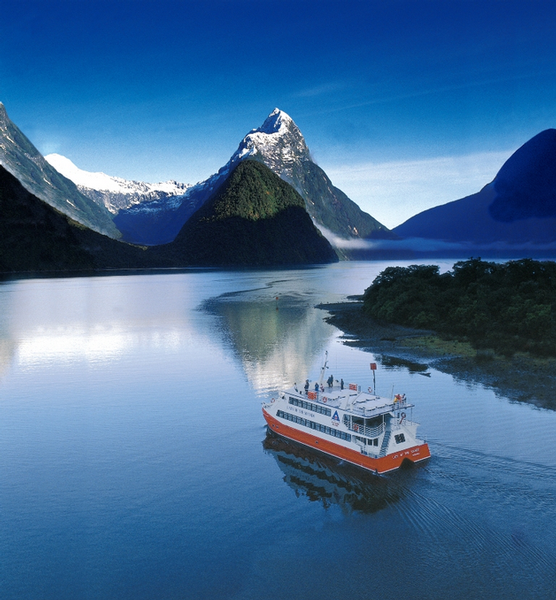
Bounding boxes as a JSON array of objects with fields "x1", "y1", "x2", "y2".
[
  {"x1": 46, "y1": 154, "x2": 190, "y2": 195},
  {"x1": 229, "y1": 108, "x2": 311, "y2": 173},
  {"x1": 45, "y1": 153, "x2": 192, "y2": 214}
]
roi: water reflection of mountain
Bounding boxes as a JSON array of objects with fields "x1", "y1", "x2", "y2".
[
  {"x1": 203, "y1": 293, "x2": 335, "y2": 394},
  {"x1": 263, "y1": 431, "x2": 407, "y2": 514},
  {"x1": 0, "y1": 338, "x2": 16, "y2": 380},
  {"x1": 0, "y1": 289, "x2": 16, "y2": 379}
]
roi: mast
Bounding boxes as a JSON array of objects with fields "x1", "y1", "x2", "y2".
[{"x1": 318, "y1": 351, "x2": 329, "y2": 388}]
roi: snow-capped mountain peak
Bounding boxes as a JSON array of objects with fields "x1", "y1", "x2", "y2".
[
  {"x1": 227, "y1": 108, "x2": 311, "y2": 175},
  {"x1": 259, "y1": 108, "x2": 294, "y2": 134}
]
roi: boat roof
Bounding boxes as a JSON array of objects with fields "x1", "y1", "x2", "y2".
[{"x1": 284, "y1": 383, "x2": 413, "y2": 417}]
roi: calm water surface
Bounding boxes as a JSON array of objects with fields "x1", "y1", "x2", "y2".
[{"x1": 1, "y1": 262, "x2": 555, "y2": 599}]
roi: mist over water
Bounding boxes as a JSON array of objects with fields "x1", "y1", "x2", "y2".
[{"x1": 1, "y1": 263, "x2": 555, "y2": 599}]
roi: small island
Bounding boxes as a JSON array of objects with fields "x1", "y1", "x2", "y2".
[{"x1": 320, "y1": 258, "x2": 556, "y2": 409}]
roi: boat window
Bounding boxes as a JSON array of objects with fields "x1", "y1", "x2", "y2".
[
  {"x1": 289, "y1": 396, "x2": 331, "y2": 417},
  {"x1": 395, "y1": 433, "x2": 406, "y2": 444},
  {"x1": 277, "y1": 410, "x2": 352, "y2": 442}
]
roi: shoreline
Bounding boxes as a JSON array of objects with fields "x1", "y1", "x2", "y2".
[{"x1": 317, "y1": 300, "x2": 556, "y2": 411}]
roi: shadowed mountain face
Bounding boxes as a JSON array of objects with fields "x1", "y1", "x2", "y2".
[
  {"x1": 0, "y1": 165, "x2": 150, "y2": 272},
  {"x1": 393, "y1": 129, "x2": 556, "y2": 247},
  {"x1": 155, "y1": 160, "x2": 338, "y2": 266},
  {"x1": 0, "y1": 103, "x2": 120, "y2": 239},
  {"x1": 490, "y1": 129, "x2": 556, "y2": 222}
]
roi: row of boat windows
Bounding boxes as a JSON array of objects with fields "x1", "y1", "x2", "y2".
[
  {"x1": 278, "y1": 410, "x2": 352, "y2": 442},
  {"x1": 288, "y1": 396, "x2": 332, "y2": 416}
]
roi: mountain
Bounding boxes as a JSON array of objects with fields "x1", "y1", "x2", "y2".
[
  {"x1": 0, "y1": 159, "x2": 336, "y2": 272},
  {"x1": 154, "y1": 159, "x2": 338, "y2": 266},
  {"x1": 0, "y1": 103, "x2": 120, "y2": 239},
  {"x1": 109, "y1": 109, "x2": 391, "y2": 246},
  {"x1": 10, "y1": 104, "x2": 387, "y2": 251},
  {"x1": 393, "y1": 129, "x2": 556, "y2": 248},
  {"x1": 45, "y1": 152, "x2": 199, "y2": 246},
  {"x1": 213, "y1": 108, "x2": 391, "y2": 241}
]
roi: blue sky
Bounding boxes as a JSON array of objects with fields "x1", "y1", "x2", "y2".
[{"x1": 1, "y1": 0, "x2": 556, "y2": 228}]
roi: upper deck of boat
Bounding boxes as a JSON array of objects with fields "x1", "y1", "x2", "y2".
[{"x1": 283, "y1": 380, "x2": 413, "y2": 418}]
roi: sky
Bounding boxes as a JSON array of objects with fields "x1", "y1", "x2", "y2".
[{"x1": 1, "y1": 0, "x2": 556, "y2": 229}]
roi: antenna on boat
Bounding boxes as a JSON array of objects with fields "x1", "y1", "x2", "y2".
[
  {"x1": 318, "y1": 351, "x2": 329, "y2": 387},
  {"x1": 370, "y1": 362, "x2": 377, "y2": 394}
]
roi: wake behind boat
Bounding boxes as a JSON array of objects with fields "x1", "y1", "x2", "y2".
[{"x1": 262, "y1": 353, "x2": 431, "y2": 474}]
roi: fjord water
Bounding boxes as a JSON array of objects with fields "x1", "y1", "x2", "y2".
[{"x1": 1, "y1": 263, "x2": 555, "y2": 600}]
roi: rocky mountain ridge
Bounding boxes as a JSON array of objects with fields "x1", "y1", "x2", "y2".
[{"x1": 0, "y1": 102, "x2": 120, "y2": 239}]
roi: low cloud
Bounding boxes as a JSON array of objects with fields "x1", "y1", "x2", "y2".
[{"x1": 316, "y1": 222, "x2": 556, "y2": 259}]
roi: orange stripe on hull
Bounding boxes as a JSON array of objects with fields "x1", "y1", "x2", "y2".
[{"x1": 263, "y1": 408, "x2": 430, "y2": 474}]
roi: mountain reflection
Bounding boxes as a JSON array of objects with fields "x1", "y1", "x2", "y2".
[
  {"x1": 203, "y1": 292, "x2": 335, "y2": 393},
  {"x1": 263, "y1": 431, "x2": 406, "y2": 514},
  {"x1": 0, "y1": 338, "x2": 15, "y2": 380}
]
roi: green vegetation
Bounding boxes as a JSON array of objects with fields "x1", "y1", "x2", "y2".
[
  {"x1": 165, "y1": 160, "x2": 338, "y2": 266},
  {"x1": 205, "y1": 157, "x2": 305, "y2": 222},
  {"x1": 362, "y1": 258, "x2": 556, "y2": 357}
]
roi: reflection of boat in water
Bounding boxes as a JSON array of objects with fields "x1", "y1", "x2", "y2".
[
  {"x1": 262, "y1": 431, "x2": 405, "y2": 513},
  {"x1": 262, "y1": 353, "x2": 431, "y2": 474}
]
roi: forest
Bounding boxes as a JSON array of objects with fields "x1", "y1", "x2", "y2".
[{"x1": 362, "y1": 258, "x2": 556, "y2": 357}]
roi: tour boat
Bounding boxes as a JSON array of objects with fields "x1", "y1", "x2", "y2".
[{"x1": 262, "y1": 353, "x2": 431, "y2": 474}]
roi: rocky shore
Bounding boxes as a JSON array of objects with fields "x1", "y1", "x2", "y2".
[{"x1": 318, "y1": 299, "x2": 556, "y2": 411}]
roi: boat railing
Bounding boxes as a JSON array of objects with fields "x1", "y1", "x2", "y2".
[{"x1": 349, "y1": 421, "x2": 385, "y2": 438}]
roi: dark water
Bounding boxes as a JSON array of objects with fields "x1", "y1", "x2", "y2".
[{"x1": 1, "y1": 262, "x2": 555, "y2": 600}]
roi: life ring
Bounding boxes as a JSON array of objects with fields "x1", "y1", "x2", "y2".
[
  {"x1": 368, "y1": 387, "x2": 373, "y2": 394},
  {"x1": 323, "y1": 397, "x2": 327, "y2": 403},
  {"x1": 353, "y1": 424, "x2": 359, "y2": 432},
  {"x1": 399, "y1": 412, "x2": 406, "y2": 424}
]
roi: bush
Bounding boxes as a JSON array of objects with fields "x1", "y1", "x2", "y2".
[{"x1": 362, "y1": 258, "x2": 556, "y2": 357}]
